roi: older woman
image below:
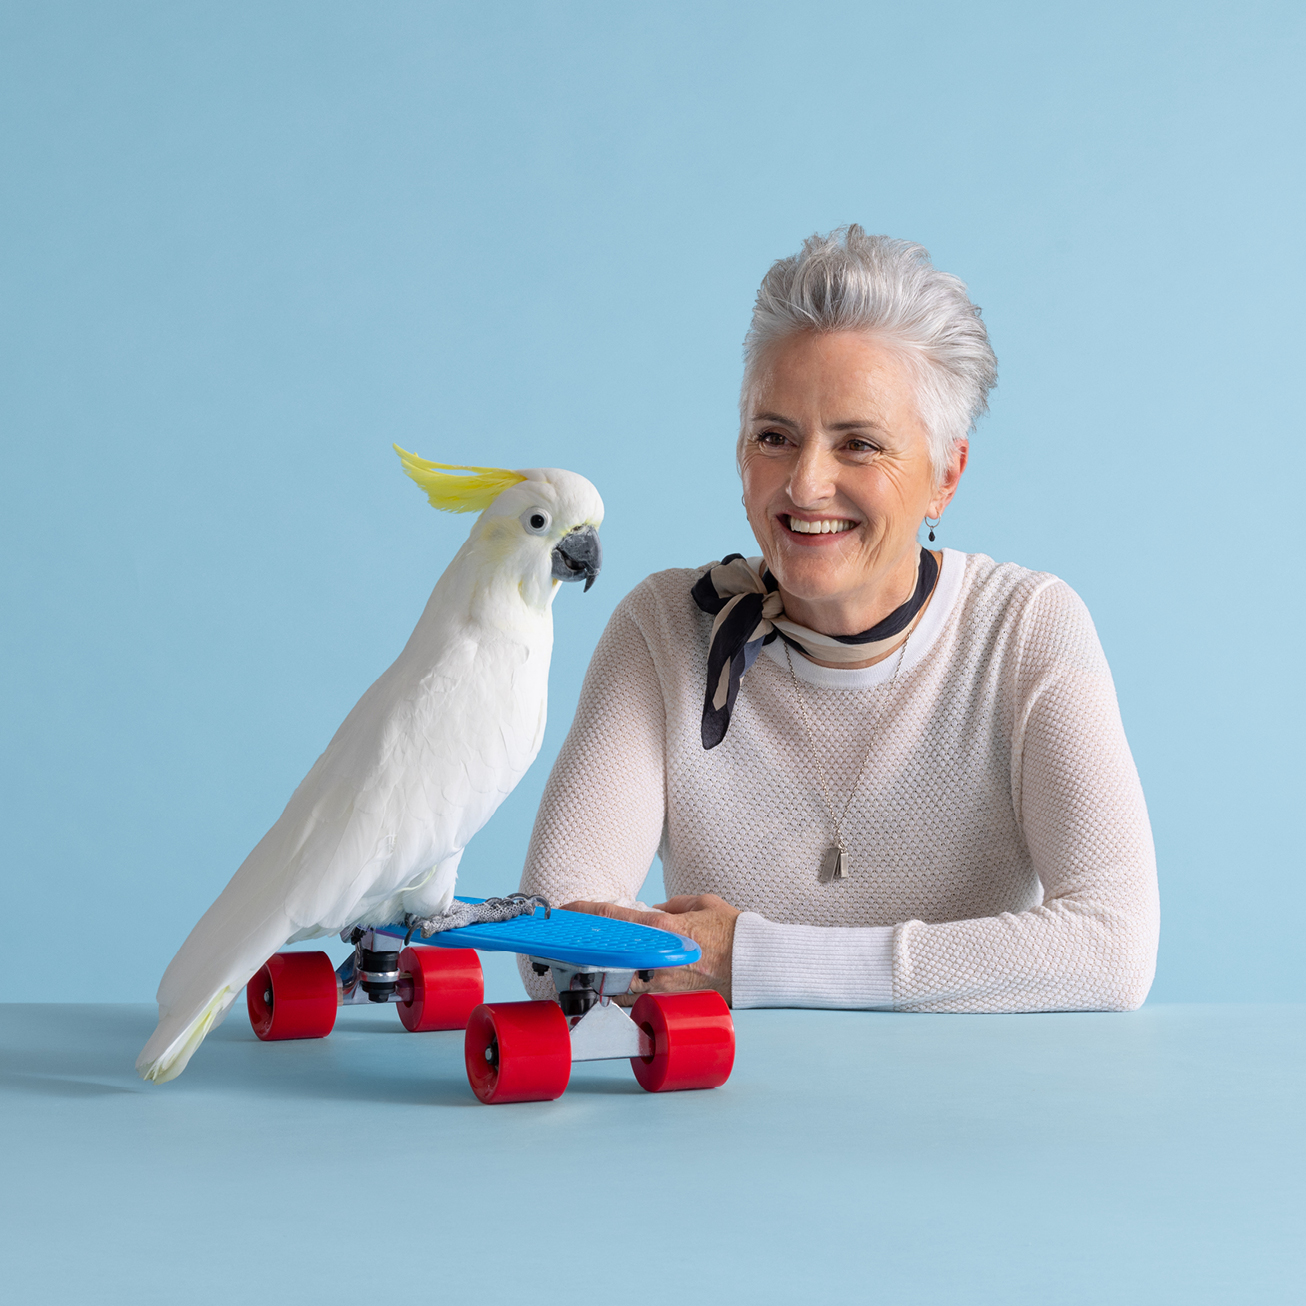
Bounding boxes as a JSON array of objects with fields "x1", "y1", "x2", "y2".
[{"x1": 517, "y1": 226, "x2": 1159, "y2": 1014}]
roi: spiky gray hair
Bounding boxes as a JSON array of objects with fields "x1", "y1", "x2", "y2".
[{"x1": 740, "y1": 226, "x2": 998, "y2": 480}]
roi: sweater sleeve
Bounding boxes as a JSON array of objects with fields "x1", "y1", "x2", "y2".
[
  {"x1": 892, "y1": 580, "x2": 1160, "y2": 1013},
  {"x1": 731, "y1": 915, "x2": 895, "y2": 1008},
  {"x1": 516, "y1": 593, "x2": 668, "y2": 998}
]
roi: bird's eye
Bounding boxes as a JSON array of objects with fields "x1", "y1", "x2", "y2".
[{"x1": 521, "y1": 508, "x2": 551, "y2": 534}]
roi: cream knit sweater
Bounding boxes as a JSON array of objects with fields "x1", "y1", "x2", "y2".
[{"x1": 517, "y1": 549, "x2": 1159, "y2": 1012}]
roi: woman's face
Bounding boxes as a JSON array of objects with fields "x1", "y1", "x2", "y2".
[{"x1": 739, "y1": 330, "x2": 965, "y2": 635}]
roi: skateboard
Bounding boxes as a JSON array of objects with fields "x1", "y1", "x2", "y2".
[{"x1": 246, "y1": 897, "x2": 736, "y2": 1103}]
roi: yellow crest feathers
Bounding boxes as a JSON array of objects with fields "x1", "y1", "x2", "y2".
[{"x1": 393, "y1": 446, "x2": 527, "y2": 513}]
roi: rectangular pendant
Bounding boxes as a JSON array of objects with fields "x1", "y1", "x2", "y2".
[{"x1": 819, "y1": 846, "x2": 848, "y2": 884}]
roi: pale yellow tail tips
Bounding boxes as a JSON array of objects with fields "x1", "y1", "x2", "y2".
[{"x1": 393, "y1": 446, "x2": 527, "y2": 514}]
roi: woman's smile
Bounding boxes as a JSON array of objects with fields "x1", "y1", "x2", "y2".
[{"x1": 782, "y1": 514, "x2": 859, "y2": 536}]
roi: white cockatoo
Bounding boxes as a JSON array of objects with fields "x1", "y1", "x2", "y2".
[{"x1": 136, "y1": 449, "x2": 603, "y2": 1083}]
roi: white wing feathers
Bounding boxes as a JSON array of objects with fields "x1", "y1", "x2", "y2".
[{"x1": 136, "y1": 605, "x2": 551, "y2": 1084}]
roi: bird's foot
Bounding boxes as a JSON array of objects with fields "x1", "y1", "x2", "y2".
[{"x1": 404, "y1": 894, "x2": 550, "y2": 940}]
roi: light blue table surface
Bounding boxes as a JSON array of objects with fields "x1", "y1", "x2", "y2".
[{"x1": 3, "y1": 976, "x2": 1302, "y2": 1305}]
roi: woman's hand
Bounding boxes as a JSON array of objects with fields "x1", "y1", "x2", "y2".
[{"x1": 561, "y1": 894, "x2": 741, "y2": 1006}]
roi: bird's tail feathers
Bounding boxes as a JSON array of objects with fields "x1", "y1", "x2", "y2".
[{"x1": 136, "y1": 985, "x2": 239, "y2": 1084}]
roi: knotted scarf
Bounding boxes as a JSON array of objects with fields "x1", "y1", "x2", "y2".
[{"x1": 690, "y1": 545, "x2": 938, "y2": 749}]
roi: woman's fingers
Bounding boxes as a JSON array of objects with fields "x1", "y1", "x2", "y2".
[
  {"x1": 628, "y1": 964, "x2": 706, "y2": 995},
  {"x1": 654, "y1": 894, "x2": 730, "y2": 914},
  {"x1": 658, "y1": 893, "x2": 710, "y2": 914},
  {"x1": 562, "y1": 898, "x2": 623, "y2": 916},
  {"x1": 561, "y1": 899, "x2": 675, "y2": 930}
]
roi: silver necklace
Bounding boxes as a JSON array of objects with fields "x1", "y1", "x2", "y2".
[{"x1": 784, "y1": 633, "x2": 912, "y2": 884}]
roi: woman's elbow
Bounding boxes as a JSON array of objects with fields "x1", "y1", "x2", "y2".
[
  {"x1": 1097, "y1": 969, "x2": 1153, "y2": 1012},
  {"x1": 1082, "y1": 908, "x2": 1159, "y2": 1011}
]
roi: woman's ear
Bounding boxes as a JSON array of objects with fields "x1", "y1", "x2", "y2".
[{"x1": 927, "y1": 439, "x2": 969, "y2": 518}]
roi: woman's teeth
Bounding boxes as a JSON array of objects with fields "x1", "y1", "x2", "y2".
[{"x1": 787, "y1": 516, "x2": 855, "y2": 535}]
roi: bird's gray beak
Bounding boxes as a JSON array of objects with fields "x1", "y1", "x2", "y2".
[{"x1": 551, "y1": 525, "x2": 602, "y2": 592}]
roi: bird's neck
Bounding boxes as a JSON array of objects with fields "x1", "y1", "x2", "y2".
[
  {"x1": 463, "y1": 549, "x2": 553, "y2": 614},
  {"x1": 399, "y1": 539, "x2": 556, "y2": 672},
  {"x1": 458, "y1": 536, "x2": 557, "y2": 630}
]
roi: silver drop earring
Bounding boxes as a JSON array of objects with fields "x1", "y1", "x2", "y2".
[{"x1": 924, "y1": 515, "x2": 941, "y2": 543}]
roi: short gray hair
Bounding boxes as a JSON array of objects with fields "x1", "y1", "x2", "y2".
[{"x1": 740, "y1": 226, "x2": 998, "y2": 479}]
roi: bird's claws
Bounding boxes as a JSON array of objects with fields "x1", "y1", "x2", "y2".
[{"x1": 403, "y1": 894, "x2": 550, "y2": 937}]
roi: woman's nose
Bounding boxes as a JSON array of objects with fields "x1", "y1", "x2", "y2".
[{"x1": 788, "y1": 444, "x2": 837, "y2": 507}]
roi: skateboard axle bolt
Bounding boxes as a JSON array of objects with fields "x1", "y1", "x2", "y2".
[{"x1": 358, "y1": 947, "x2": 402, "y2": 1003}]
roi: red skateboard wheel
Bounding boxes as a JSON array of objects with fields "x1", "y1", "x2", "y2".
[
  {"x1": 630, "y1": 990, "x2": 735, "y2": 1092},
  {"x1": 247, "y1": 951, "x2": 338, "y2": 1041},
  {"x1": 465, "y1": 1000, "x2": 571, "y2": 1104},
  {"x1": 396, "y1": 946, "x2": 483, "y2": 1032}
]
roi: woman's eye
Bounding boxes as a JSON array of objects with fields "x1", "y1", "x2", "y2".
[
  {"x1": 756, "y1": 430, "x2": 789, "y2": 448},
  {"x1": 845, "y1": 439, "x2": 879, "y2": 454}
]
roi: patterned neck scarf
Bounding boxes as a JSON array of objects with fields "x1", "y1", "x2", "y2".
[{"x1": 690, "y1": 546, "x2": 938, "y2": 749}]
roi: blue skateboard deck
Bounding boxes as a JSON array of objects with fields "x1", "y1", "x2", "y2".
[{"x1": 372, "y1": 898, "x2": 701, "y2": 971}]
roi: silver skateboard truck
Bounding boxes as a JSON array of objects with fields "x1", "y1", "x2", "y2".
[
  {"x1": 530, "y1": 959, "x2": 656, "y2": 1062},
  {"x1": 336, "y1": 926, "x2": 414, "y2": 1006}
]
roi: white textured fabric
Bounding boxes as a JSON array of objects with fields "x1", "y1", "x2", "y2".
[
  {"x1": 518, "y1": 549, "x2": 1159, "y2": 1013},
  {"x1": 731, "y1": 916, "x2": 895, "y2": 1008}
]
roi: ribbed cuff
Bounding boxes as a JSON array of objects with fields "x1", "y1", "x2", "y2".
[{"x1": 731, "y1": 912, "x2": 895, "y2": 1010}]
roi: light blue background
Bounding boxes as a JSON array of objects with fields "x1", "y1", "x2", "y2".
[{"x1": 2, "y1": 1, "x2": 1302, "y2": 1003}]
